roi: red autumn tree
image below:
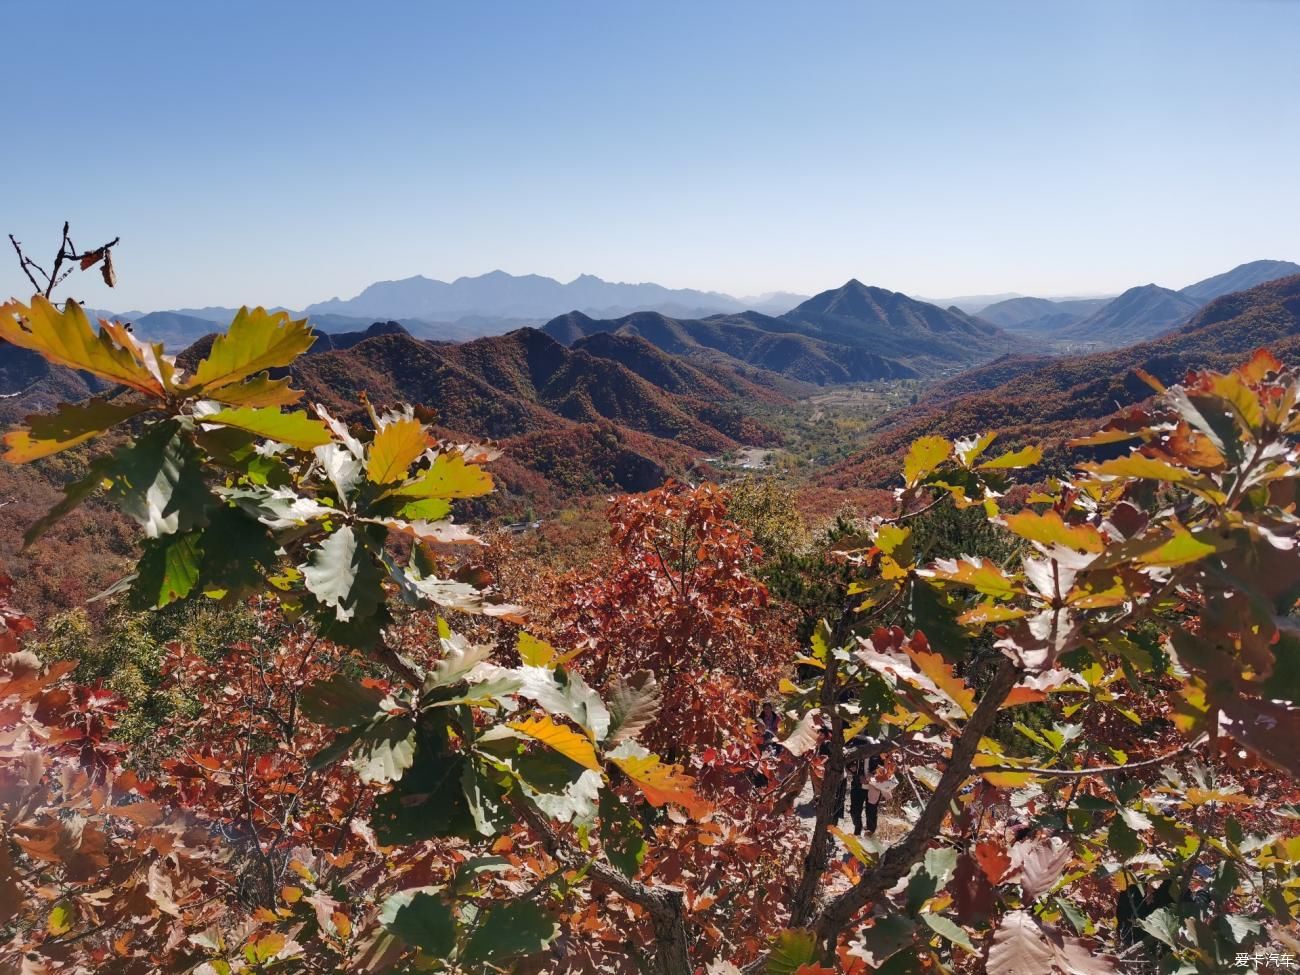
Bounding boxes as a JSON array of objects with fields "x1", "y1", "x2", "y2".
[{"x1": 555, "y1": 480, "x2": 793, "y2": 754}]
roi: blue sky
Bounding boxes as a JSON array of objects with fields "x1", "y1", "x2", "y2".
[{"x1": 2, "y1": 0, "x2": 1297, "y2": 311}]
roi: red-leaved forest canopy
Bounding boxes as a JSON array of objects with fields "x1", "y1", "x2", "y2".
[{"x1": 0, "y1": 244, "x2": 1298, "y2": 975}]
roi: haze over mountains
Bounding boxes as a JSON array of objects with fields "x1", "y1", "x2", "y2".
[
  {"x1": 79, "y1": 259, "x2": 1300, "y2": 366},
  {"x1": 972, "y1": 259, "x2": 1300, "y2": 340}
]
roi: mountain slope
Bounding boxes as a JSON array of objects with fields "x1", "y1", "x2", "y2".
[
  {"x1": 544, "y1": 308, "x2": 917, "y2": 384},
  {"x1": 1062, "y1": 284, "x2": 1200, "y2": 344},
  {"x1": 287, "y1": 326, "x2": 787, "y2": 504},
  {"x1": 976, "y1": 296, "x2": 1111, "y2": 334},
  {"x1": 1181, "y1": 259, "x2": 1300, "y2": 303},
  {"x1": 777, "y1": 280, "x2": 1022, "y2": 371},
  {"x1": 827, "y1": 274, "x2": 1300, "y2": 487}
]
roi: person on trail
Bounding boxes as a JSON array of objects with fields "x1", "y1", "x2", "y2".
[
  {"x1": 759, "y1": 702, "x2": 780, "y2": 747},
  {"x1": 851, "y1": 755, "x2": 897, "y2": 836}
]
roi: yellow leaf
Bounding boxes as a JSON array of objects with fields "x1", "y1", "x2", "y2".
[
  {"x1": 1001, "y1": 510, "x2": 1105, "y2": 553},
  {"x1": 978, "y1": 444, "x2": 1043, "y2": 470},
  {"x1": 389, "y1": 451, "x2": 494, "y2": 500},
  {"x1": 0, "y1": 297, "x2": 166, "y2": 397},
  {"x1": 3, "y1": 397, "x2": 150, "y2": 463},
  {"x1": 972, "y1": 752, "x2": 1034, "y2": 788},
  {"x1": 904, "y1": 644, "x2": 977, "y2": 717},
  {"x1": 924, "y1": 557, "x2": 1018, "y2": 599},
  {"x1": 518, "y1": 632, "x2": 556, "y2": 668},
  {"x1": 188, "y1": 307, "x2": 317, "y2": 392},
  {"x1": 903, "y1": 435, "x2": 952, "y2": 487},
  {"x1": 1082, "y1": 453, "x2": 1194, "y2": 483},
  {"x1": 610, "y1": 753, "x2": 710, "y2": 819},
  {"x1": 1135, "y1": 523, "x2": 1219, "y2": 567},
  {"x1": 47, "y1": 902, "x2": 74, "y2": 936},
  {"x1": 957, "y1": 603, "x2": 1028, "y2": 626},
  {"x1": 955, "y1": 432, "x2": 997, "y2": 466},
  {"x1": 509, "y1": 715, "x2": 601, "y2": 770},
  {"x1": 829, "y1": 827, "x2": 874, "y2": 866},
  {"x1": 205, "y1": 372, "x2": 304, "y2": 408},
  {"x1": 367, "y1": 417, "x2": 431, "y2": 484},
  {"x1": 280, "y1": 886, "x2": 303, "y2": 903}
]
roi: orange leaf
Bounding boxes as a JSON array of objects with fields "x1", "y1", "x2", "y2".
[
  {"x1": 974, "y1": 840, "x2": 1011, "y2": 884},
  {"x1": 611, "y1": 753, "x2": 710, "y2": 819}
]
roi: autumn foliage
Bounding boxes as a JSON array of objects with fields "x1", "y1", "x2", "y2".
[
  {"x1": 1, "y1": 289, "x2": 1299, "y2": 975},
  {"x1": 556, "y1": 481, "x2": 793, "y2": 754}
]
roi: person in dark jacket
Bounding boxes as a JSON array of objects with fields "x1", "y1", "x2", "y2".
[{"x1": 849, "y1": 752, "x2": 897, "y2": 836}]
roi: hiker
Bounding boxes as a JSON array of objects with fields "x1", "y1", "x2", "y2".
[
  {"x1": 758, "y1": 701, "x2": 780, "y2": 748},
  {"x1": 851, "y1": 754, "x2": 897, "y2": 836}
]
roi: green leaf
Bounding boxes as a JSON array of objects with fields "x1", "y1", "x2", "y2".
[
  {"x1": 906, "y1": 846, "x2": 959, "y2": 912},
  {"x1": 300, "y1": 675, "x2": 385, "y2": 727},
  {"x1": 301, "y1": 525, "x2": 385, "y2": 622},
  {"x1": 106, "y1": 420, "x2": 211, "y2": 538},
  {"x1": 903, "y1": 435, "x2": 952, "y2": 487},
  {"x1": 460, "y1": 900, "x2": 558, "y2": 965},
  {"x1": 599, "y1": 790, "x2": 647, "y2": 878},
  {"x1": 378, "y1": 888, "x2": 456, "y2": 956},
  {"x1": 1216, "y1": 913, "x2": 1260, "y2": 945},
  {"x1": 1054, "y1": 896, "x2": 1088, "y2": 934},
  {"x1": 47, "y1": 902, "x2": 74, "y2": 936},
  {"x1": 201, "y1": 371, "x2": 303, "y2": 408},
  {"x1": 3, "y1": 397, "x2": 150, "y2": 462},
  {"x1": 920, "y1": 913, "x2": 974, "y2": 953},
  {"x1": 850, "y1": 916, "x2": 916, "y2": 967},
  {"x1": 1136, "y1": 905, "x2": 1182, "y2": 948},
  {"x1": 1134, "y1": 523, "x2": 1221, "y2": 568},
  {"x1": 397, "y1": 497, "x2": 452, "y2": 521},
  {"x1": 193, "y1": 505, "x2": 280, "y2": 600},
  {"x1": 205, "y1": 406, "x2": 331, "y2": 449},
  {"x1": 1108, "y1": 816, "x2": 1141, "y2": 860},
  {"x1": 187, "y1": 306, "x2": 316, "y2": 392},
  {"x1": 766, "y1": 928, "x2": 818, "y2": 975},
  {"x1": 452, "y1": 856, "x2": 513, "y2": 895},
  {"x1": 350, "y1": 716, "x2": 417, "y2": 784},
  {"x1": 1084, "y1": 454, "x2": 1195, "y2": 483},
  {"x1": 373, "y1": 751, "x2": 478, "y2": 843},
  {"x1": 133, "y1": 531, "x2": 202, "y2": 608}
]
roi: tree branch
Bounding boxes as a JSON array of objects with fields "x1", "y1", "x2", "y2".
[
  {"x1": 806, "y1": 654, "x2": 1022, "y2": 957},
  {"x1": 514, "y1": 798, "x2": 692, "y2": 975},
  {"x1": 977, "y1": 733, "x2": 1208, "y2": 779}
]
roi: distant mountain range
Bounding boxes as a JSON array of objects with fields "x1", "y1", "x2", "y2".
[
  {"x1": 971, "y1": 260, "x2": 1300, "y2": 343},
  {"x1": 80, "y1": 260, "x2": 1299, "y2": 361},
  {"x1": 826, "y1": 272, "x2": 1300, "y2": 488},
  {"x1": 301, "y1": 271, "x2": 758, "y2": 322}
]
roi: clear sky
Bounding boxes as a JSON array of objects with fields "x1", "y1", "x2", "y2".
[{"x1": 2, "y1": 0, "x2": 1297, "y2": 311}]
